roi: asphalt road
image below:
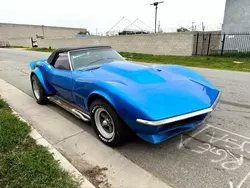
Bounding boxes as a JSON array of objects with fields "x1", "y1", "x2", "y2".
[{"x1": 1, "y1": 48, "x2": 250, "y2": 188}]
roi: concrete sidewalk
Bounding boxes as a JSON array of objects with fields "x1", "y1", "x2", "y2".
[{"x1": 0, "y1": 78, "x2": 171, "y2": 188}]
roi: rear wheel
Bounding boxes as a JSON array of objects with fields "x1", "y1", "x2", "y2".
[
  {"x1": 90, "y1": 99, "x2": 131, "y2": 147},
  {"x1": 31, "y1": 74, "x2": 48, "y2": 104}
]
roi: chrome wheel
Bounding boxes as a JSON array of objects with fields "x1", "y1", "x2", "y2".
[
  {"x1": 32, "y1": 79, "x2": 40, "y2": 100},
  {"x1": 95, "y1": 108, "x2": 115, "y2": 139}
]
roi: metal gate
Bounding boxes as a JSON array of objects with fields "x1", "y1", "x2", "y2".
[{"x1": 193, "y1": 32, "x2": 250, "y2": 56}]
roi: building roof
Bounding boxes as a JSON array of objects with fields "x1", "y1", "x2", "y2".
[{"x1": 0, "y1": 22, "x2": 86, "y2": 31}]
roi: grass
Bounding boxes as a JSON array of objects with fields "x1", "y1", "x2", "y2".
[
  {"x1": 8, "y1": 46, "x2": 26, "y2": 48},
  {"x1": 120, "y1": 52, "x2": 250, "y2": 72},
  {"x1": 25, "y1": 47, "x2": 55, "y2": 52},
  {"x1": 0, "y1": 99, "x2": 79, "y2": 188},
  {"x1": 23, "y1": 47, "x2": 250, "y2": 72}
]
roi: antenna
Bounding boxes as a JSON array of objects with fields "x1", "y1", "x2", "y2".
[{"x1": 150, "y1": 1, "x2": 164, "y2": 33}]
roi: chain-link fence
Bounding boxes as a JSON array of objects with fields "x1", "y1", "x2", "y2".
[{"x1": 193, "y1": 32, "x2": 250, "y2": 56}]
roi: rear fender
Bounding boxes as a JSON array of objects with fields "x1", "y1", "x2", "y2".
[
  {"x1": 29, "y1": 59, "x2": 47, "y2": 70},
  {"x1": 30, "y1": 61, "x2": 36, "y2": 70},
  {"x1": 31, "y1": 68, "x2": 53, "y2": 95}
]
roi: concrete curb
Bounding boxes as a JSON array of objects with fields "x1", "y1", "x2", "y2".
[
  {"x1": 0, "y1": 77, "x2": 172, "y2": 188},
  {"x1": 2, "y1": 92, "x2": 95, "y2": 187},
  {"x1": 31, "y1": 130, "x2": 95, "y2": 188}
]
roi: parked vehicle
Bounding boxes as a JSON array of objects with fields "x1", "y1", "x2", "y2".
[{"x1": 29, "y1": 46, "x2": 221, "y2": 146}]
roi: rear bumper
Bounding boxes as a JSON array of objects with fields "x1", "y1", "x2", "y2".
[{"x1": 136, "y1": 91, "x2": 221, "y2": 126}]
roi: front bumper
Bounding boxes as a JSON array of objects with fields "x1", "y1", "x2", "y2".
[{"x1": 136, "y1": 91, "x2": 221, "y2": 126}]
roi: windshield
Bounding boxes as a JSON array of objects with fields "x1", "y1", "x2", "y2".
[{"x1": 69, "y1": 47, "x2": 125, "y2": 70}]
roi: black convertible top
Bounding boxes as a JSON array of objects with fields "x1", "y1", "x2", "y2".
[{"x1": 47, "y1": 45, "x2": 112, "y2": 65}]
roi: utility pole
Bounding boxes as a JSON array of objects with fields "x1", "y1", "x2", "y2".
[
  {"x1": 150, "y1": 1, "x2": 164, "y2": 33},
  {"x1": 158, "y1": 21, "x2": 161, "y2": 32},
  {"x1": 202, "y1": 22, "x2": 205, "y2": 32},
  {"x1": 42, "y1": 25, "x2": 44, "y2": 38},
  {"x1": 192, "y1": 22, "x2": 195, "y2": 31}
]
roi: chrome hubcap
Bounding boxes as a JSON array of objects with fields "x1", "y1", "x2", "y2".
[
  {"x1": 32, "y1": 79, "x2": 40, "y2": 100},
  {"x1": 95, "y1": 108, "x2": 114, "y2": 139}
]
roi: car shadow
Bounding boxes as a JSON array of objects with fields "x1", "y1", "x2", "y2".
[{"x1": 47, "y1": 100, "x2": 202, "y2": 151}]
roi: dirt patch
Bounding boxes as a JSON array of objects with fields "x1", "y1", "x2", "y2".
[
  {"x1": 82, "y1": 166, "x2": 110, "y2": 188},
  {"x1": 58, "y1": 149, "x2": 112, "y2": 188}
]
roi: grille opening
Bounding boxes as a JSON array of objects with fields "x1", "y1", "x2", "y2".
[{"x1": 158, "y1": 114, "x2": 207, "y2": 132}]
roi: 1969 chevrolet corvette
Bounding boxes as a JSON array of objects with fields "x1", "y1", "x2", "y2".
[{"x1": 29, "y1": 46, "x2": 221, "y2": 146}]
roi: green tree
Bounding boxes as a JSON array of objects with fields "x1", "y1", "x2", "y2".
[
  {"x1": 177, "y1": 27, "x2": 189, "y2": 32},
  {"x1": 77, "y1": 30, "x2": 90, "y2": 35}
]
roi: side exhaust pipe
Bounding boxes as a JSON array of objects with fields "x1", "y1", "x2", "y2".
[
  {"x1": 72, "y1": 109, "x2": 90, "y2": 122},
  {"x1": 48, "y1": 96, "x2": 90, "y2": 122}
]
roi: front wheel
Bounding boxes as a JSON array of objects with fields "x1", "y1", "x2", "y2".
[
  {"x1": 90, "y1": 99, "x2": 131, "y2": 147},
  {"x1": 31, "y1": 74, "x2": 48, "y2": 105}
]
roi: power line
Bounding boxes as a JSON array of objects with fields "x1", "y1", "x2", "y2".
[
  {"x1": 123, "y1": 17, "x2": 143, "y2": 31},
  {"x1": 136, "y1": 19, "x2": 154, "y2": 32},
  {"x1": 123, "y1": 19, "x2": 139, "y2": 31},
  {"x1": 106, "y1": 16, "x2": 154, "y2": 35},
  {"x1": 106, "y1": 16, "x2": 125, "y2": 35}
]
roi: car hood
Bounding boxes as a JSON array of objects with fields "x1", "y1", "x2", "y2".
[{"x1": 91, "y1": 61, "x2": 219, "y2": 120}]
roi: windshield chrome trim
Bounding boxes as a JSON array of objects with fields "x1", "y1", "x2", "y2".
[
  {"x1": 136, "y1": 91, "x2": 221, "y2": 126},
  {"x1": 69, "y1": 46, "x2": 112, "y2": 53},
  {"x1": 67, "y1": 51, "x2": 73, "y2": 71}
]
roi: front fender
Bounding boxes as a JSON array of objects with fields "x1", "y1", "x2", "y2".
[
  {"x1": 31, "y1": 68, "x2": 53, "y2": 95},
  {"x1": 87, "y1": 90, "x2": 117, "y2": 111},
  {"x1": 86, "y1": 82, "x2": 149, "y2": 132}
]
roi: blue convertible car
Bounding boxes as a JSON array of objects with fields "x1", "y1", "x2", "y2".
[{"x1": 29, "y1": 46, "x2": 221, "y2": 146}]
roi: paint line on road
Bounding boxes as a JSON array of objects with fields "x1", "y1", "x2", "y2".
[
  {"x1": 229, "y1": 170, "x2": 250, "y2": 188},
  {"x1": 178, "y1": 124, "x2": 211, "y2": 149},
  {"x1": 179, "y1": 123, "x2": 250, "y2": 188},
  {"x1": 208, "y1": 124, "x2": 250, "y2": 141},
  {"x1": 220, "y1": 100, "x2": 250, "y2": 110}
]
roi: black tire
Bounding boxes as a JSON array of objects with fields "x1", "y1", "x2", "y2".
[
  {"x1": 90, "y1": 99, "x2": 131, "y2": 147},
  {"x1": 31, "y1": 74, "x2": 48, "y2": 105}
]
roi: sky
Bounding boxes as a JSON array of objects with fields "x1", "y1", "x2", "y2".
[{"x1": 0, "y1": 0, "x2": 226, "y2": 34}]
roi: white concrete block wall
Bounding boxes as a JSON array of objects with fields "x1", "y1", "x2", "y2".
[
  {"x1": 36, "y1": 33, "x2": 194, "y2": 56},
  {"x1": 8, "y1": 38, "x2": 32, "y2": 47},
  {"x1": 0, "y1": 23, "x2": 86, "y2": 39}
]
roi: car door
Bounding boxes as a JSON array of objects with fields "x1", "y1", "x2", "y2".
[{"x1": 50, "y1": 53, "x2": 74, "y2": 103}]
